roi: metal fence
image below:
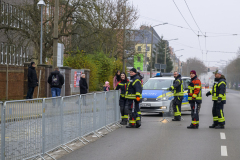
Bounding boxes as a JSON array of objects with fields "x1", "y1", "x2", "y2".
[{"x1": 0, "y1": 91, "x2": 120, "y2": 160}]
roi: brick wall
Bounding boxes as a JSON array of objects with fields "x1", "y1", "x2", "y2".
[{"x1": 0, "y1": 65, "x2": 24, "y2": 100}]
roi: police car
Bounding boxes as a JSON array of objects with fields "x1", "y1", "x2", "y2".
[{"x1": 140, "y1": 73, "x2": 191, "y2": 114}]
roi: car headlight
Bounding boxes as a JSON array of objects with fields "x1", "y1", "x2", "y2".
[
  {"x1": 162, "y1": 97, "x2": 168, "y2": 101},
  {"x1": 156, "y1": 98, "x2": 162, "y2": 101}
]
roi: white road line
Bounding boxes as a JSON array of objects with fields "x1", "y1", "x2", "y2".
[
  {"x1": 220, "y1": 132, "x2": 226, "y2": 139},
  {"x1": 221, "y1": 146, "x2": 228, "y2": 156}
]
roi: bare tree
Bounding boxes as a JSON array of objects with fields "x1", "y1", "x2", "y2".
[{"x1": 0, "y1": 0, "x2": 139, "y2": 64}]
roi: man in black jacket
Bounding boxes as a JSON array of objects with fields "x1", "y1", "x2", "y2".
[
  {"x1": 206, "y1": 70, "x2": 226, "y2": 129},
  {"x1": 79, "y1": 74, "x2": 88, "y2": 94},
  {"x1": 48, "y1": 67, "x2": 64, "y2": 97},
  {"x1": 26, "y1": 62, "x2": 38, "y2": 99}
]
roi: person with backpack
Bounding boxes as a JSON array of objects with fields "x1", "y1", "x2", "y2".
[
  {"x1": 48, "y1": 67, "x2": 64, "y2": 97},
  {"x1": 26, "y1": 62, "x2": 38, "y2": 99}
]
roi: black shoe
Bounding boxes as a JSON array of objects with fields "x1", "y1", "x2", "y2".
[
  {"x1": 120, "y1": 120, "x2": 127, "y2": 125},
  {"x1": 126, "y1": 124, "x2": 135, "y2": 128},
  {"x1": 172, "y1": 118, "x2": 181, "y2": 121},
  {"x1": 136, "y1": 121, "x2": 141, "y2": 128},
  {"x1": 215, "y1": 125, "x2": 225, "y2": 129},
  {"x1": 187, "y1": 124, "x2": 198, "y2": 129},
  {"x1": 209, "y1": 124, "x2": 217, "y2": 128}
]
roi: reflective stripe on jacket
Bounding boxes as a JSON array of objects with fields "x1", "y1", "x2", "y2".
[
  {"x1": 188, "y1": 76, "x2": 202, "y2": 102},
  {"x1": 170, "y1": 75, "x2": 184, "y2": 97},
  {"x1": 125, "y1": 74, "x2": 142, "y2": 100},
  {"x1": 210, "y1": 78, "x2": 226, "y2": 101}
]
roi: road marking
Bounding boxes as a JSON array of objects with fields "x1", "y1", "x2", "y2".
[
  {"x1": 220, "y1": 132, "x2": 226, "y2": 139},
  {"x1": 221, "y1": 146, "x2": 228, "y2": 156}
]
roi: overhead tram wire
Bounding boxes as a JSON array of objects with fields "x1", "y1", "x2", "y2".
[
  {"x1": 172, "y1": 0, "x2": 197, "y2": 36},
  {"x1": 184, "y1": 0, "x2": 204, "y2": 36},
  {"x1": 170, "y1": 41, "x2": 236, "y2": 54},
  {"x1": 139, "y1": 15, "x2": 239, "y2": 36}
]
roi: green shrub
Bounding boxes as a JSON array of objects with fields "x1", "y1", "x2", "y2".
[{"x1": 64, "y1": 50, "x2": 123, "y2": 91}]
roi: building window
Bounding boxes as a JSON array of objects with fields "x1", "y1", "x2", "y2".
[
  {"x1": 1, "y1": 2, "x2": 5, "y2": 24},
  {"x1": 1, "y1": 43, "x2": 3, "y2": 64},
  {"x1": 137, "y1": 57, "x2": 141, "y2": 62},
  {"x1": 137, "y1": 46, "x2": 141, "y2": 52}
]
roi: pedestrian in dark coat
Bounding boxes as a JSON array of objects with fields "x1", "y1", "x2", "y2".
[
  {"x1": 79, "y1": 74, "x2": 88, "y2": 94},
  {"x1": 26, "y1": 62, "x2": 38, "y2": 99}
]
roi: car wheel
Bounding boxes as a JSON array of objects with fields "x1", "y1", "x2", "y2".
[{"x1": 169, "y1": 101, "x2": 174, "y2": 116}]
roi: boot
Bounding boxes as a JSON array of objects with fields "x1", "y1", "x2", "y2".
[
  {"x1": 120, "y1": 119, "x2": 128, "y2": 125},
  {"x1": 215, "y1": 124, "x2": 225, "y2": 129},
  {"x1": 209, "y1": 124, "x2": 217, "y2": 128},
  {"x1": 172, "y1": 117, "x2": 181, "y2": 121},
  {"x1": 126, "y1": 123, "x2": 135, "y2": 128},
  {"x1": 187, "y1": 124, "x2": 198, "y2": 129},
  {"x1": 136, "y1": 121, "x2": 141, "y2": 128}
]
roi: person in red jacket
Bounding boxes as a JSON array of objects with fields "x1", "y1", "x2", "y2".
[{"x1": 187, "y1": 70, "x2": 202, "y2": 129}]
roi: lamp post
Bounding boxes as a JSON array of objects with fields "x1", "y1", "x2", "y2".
[
  {"x1": 177, "y1": 55, "x2": 183, "y2": 73},
  {"x1": 150, "y1": 23, "x2": 168, "y2": 77},
  {"x1": 163, "y1": 38, "x2": 178, "y2": 73},
  {"x1": 173, "y1": 49, "x2": 184, "y2": 73},
  {"x1": 37, "y1": 0, "x2": 46, "y2": 64}
]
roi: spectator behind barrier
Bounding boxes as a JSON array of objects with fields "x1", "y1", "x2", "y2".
[
  {"x1": 104, "y1": 81, "x2": 110, "y2": 91},
  {"x1": 47, "y1": 67, "x2": 65, "y2": 97}
]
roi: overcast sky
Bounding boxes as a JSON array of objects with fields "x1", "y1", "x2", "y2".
[{"x1": 129, "y1": 0, "x2": 240, "y2": 67}]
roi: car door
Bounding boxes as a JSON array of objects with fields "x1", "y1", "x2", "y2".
[{"x1": 182, "y1": 78, "x2": 191, "y2": 111}]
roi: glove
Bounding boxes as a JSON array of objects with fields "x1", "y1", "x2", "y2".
[
  {"x1": 206, "y1": 91, "x2": 211, "y2": 97},
  {"x1": 217, "y1": 97, "x2": 222, "y2": 103},
  {"x1": 168, "y1": 87, "x2": 173, "y2": 91},
  {"x1": 136, "y1": 96, "x2": 141, "y2": 102},
  {"x1": 189, "y1": 82, "x2": 194, "y2": 87}
]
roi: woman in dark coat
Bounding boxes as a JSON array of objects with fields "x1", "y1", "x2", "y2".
[{"x1": 79, "y1": 74, "x2": 88, "y2": 94}]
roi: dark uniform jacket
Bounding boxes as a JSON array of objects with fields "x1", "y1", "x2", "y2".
[
  {"x1": 28, "y1": 66, "x2": 38, "y2": 88},
  {"x1": 47, "y1": 70, "x2": 65, "y2": 88},
  {"x1": 115, "y1": 80, "x2": 128, "y2": 99},
  {"x1": 125, "y1": 74, "x2": 142, "y2": 101},
  {"x1": 210, "y1": 75, "x2": 226, "y2": 104},
  {"x1": 79, "y1": 78, "x2": 88, "y2": 94},
  {"x1": 169, "y1": 74, "x2": 184, "y2": 97}
]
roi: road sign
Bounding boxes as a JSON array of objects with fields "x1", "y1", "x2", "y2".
[
  {"x1": 161, "y1": 64, "x2": 167, "y2": 69},
  {"x1": 155, "y1": 64, "x2": 167, "y2": 70},
  {"x1": 155, "y1": 64, "x2": 161, "y2": 69}
]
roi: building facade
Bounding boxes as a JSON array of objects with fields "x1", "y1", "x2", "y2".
[{"x1": 133, "y1": 25, "x2": 161, "y2": 71}]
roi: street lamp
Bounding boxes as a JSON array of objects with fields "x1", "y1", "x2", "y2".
[
  {"x1": 173, "y1": 49, "x2": 183, "y2": 73},
  {"x1": 175, "y1": 49, "x2": 184, "y2": 52},
  {"x1": 177, "y1": 55, "x2": 183, "y2": 73},
  {"x1": 150, "y1": 23, "x2": 168, "y2": 77},
  {"x1": 37, "y1": 0, "x2": 46, "y2": 64},
  {"x1": 163, "y1": 38, "x2": 178, "y2": 73}
]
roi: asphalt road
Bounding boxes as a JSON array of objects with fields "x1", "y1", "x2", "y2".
[{"x1": 59, "y1": 89, "x2": 240, "y2": 160}]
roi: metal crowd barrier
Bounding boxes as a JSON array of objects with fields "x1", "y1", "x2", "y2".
[{"x1": 0, "y1": 91, "x2": 120, "y2": 160}]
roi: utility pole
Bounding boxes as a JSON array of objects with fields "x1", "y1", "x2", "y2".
[
  {"x1": 150, "y1": 27, "x2": 153, "y2": 78},
  {"x1": 53, "y1": 0, "x2": 59, "y2": 70},
  {"x1": 122, "y1": 0, "x2": 126, "y2": 72},
  {"x1": 164, "y1": 42, "x2": 167, "y2": 73},
  {"x1": 154, "y1": 47, "x2": 157, "y2": 71}
]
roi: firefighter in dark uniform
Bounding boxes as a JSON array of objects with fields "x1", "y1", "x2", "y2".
[
  {"x1": 125, "y1": 68, "x2": 142, "y2": 128},
  {"x1": 168, "y1": 71, "x2": 184, "y2": 121},
  {"x1": 206, "y1": 70, "x2": 226, "y2": 129},
  {"x1": 187, "y1": 70, "x2": 202, "y2": 129},
  {"x1": 115, "y1": 72, "x2": 129, "y2": 125}
]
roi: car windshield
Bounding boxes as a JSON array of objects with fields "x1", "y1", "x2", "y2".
[{"x1": 143, "y1": 79, "x2": 172, "y2": 90}]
